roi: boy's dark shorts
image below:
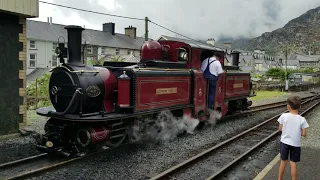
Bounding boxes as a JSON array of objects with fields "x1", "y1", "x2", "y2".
[{"x1": 280, "y1": 142, "x2": 301, "y2": 162}]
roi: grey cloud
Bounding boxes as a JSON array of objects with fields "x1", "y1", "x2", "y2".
[{"x1": 52, "y1": 0, "x2": 320, "y2": 41}]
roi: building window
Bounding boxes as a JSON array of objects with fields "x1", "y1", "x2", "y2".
[
  {"x1": 127, "y1": 50, "x2": 131, "y2": 55},
  {"x1": 116, "y1": 48, "x2": 120, "y2": 55},
  {"x1": 101, "y1": 47, "x2": 106, "y2": 55},
  {"x1": 53, "y1": 43, "x2": 58, "y2": 51},
  {"x1": 29, "y1": 54, "x2": 36, "y2": 68},
  {"x1": 87, "y1": 46, "x2": 93, "y2": 54},
  {"x1": 30, "y1": 40, "x2": 36, "y2": 49},
  {"x1": 52, "y1": 55, "x2": 57, "y2": 67}
]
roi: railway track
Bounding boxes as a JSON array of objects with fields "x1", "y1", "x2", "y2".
[
  {"x1": 221, "y1": 94, "x2": 316, "y2": 121},
  {"x1": 250, "y1": 95, "x2": 313, "y2": 111},
  {"x1": 0, "y1": 94, "x2": 317, "y2": 180},
  {"x1": 0, "y1": 150, "x2": 105, "y2": 180},
  {"x1": 149, "y1": 95, "x2": 320, "y2": 180}
]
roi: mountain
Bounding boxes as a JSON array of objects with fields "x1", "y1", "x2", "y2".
[
  {"x1": 215, "y1": 36, "x2": 250, "y2": 50},
  {"x1": 243, "y1": 6, "x2": 320, "y2": 56}
]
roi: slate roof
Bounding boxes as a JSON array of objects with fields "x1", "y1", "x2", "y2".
[
  {"x1": 26, "y1": 20, "x2": 145, "y2": 50},
  {"x1": 239, "y1": 55, "x2": 253, "y2": 65},
  {"x1": 158, "y1": 35, "x2": 224, "y2": 52},
  {"x1": 296, "y1": 55, "x2": 320, "y2": 62},
  {"x1": 26, "y1": 68, "x2": 51, "y2": 85},
  {"x1": 277, "y1": 59, "x2": 300, "y2": 66}
]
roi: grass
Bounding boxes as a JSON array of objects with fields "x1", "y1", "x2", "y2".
[
  {"x1": 250, "y1": 90, "x2": 289, "y2": 101},
  {"x1": 26, "y1": 110, "x2": 47, "y2": 126}
]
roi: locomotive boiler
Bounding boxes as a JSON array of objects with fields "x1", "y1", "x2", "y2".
[{"x1": 35, "y1": 25, "x2": 254, "y2": 156}]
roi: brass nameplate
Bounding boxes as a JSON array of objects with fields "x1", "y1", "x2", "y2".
[
  {"x1": 156, "y1": 87, "x2": 177, "y2": 95},
  {"x1": 233, "y1": 83, "x2": 243, "y2": 88}
]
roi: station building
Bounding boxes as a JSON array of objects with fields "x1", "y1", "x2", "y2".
[{"x1": 0, "y1": 0, "x2": 39, "y2": 135}]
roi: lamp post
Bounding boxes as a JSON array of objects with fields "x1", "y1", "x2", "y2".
[{"x1": 285, "y1": 45, "x2": 289, "y2": 91}]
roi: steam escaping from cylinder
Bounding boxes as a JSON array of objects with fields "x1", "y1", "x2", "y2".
[
  {"x1": 128, "y1": 110, "x2": 200, "y2": 142},
  {"x1": 206, "y1": 109, "x2": 222, "y2": 126}
]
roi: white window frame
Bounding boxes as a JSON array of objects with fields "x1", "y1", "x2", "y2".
[
  {"x1": 29, "y1": 53, "x2": 37, "y2": 68},
  {"x1": 30, "y1": 40, "x2": 36, "y2": 49},
  {"x1": 101, "y1": 47, "x2": 106, "y2": 55},
  {"x1": 87, "y1": 45, "x2": 93, "y2": 54},
  {"x1": 53, "y1": 42, "x2": 58, "y2": 51}
]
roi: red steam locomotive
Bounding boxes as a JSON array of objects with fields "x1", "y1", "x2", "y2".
[{"x1": 35, "y1": 25, "x2": 254, "y2": 156}]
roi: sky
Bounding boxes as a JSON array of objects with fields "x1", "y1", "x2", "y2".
[{"x1": 32, "y1": 0, "x2": 320, "y2": 41}]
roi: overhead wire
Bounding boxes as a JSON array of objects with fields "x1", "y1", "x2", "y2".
[
  {"x1": 39, "y1": 1, "x2": 200, "y2": 42},
  {"x1": 39, "y1": 1, "x2": 145, "y2": 21},
  {"x1": 148, "y1": 20, "x2": 201, "y2": 42}
]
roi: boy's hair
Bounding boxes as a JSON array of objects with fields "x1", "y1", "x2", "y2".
[
  {"x1": 287, "y1": 96, "x2": 301, "y2": 110},
  {"x1": 214, "y1": 52, "x2": 222, "y2": 59}
]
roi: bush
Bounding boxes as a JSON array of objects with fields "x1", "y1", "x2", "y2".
[
  {"x1": 27, "y1": 73, "x2": 51, "y2": 109},
  {"x1": 265, "y1": 67, "x2": 317, "y2": 81}
]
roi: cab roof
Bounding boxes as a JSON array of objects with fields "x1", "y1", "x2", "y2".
[{"x1": 158, "y1": 35, "x2": 225, "y2": 52}]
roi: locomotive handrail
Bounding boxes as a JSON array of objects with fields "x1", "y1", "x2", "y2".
[
  {"x1": 136, "y1": 67, "x2": 193, "y2": 72},
  {"x1": 50, "y1": 65, "x2": 100, "y2": 74},
  {"x1": 48, "y1": 88, "x2": 83, "y2": 116}
]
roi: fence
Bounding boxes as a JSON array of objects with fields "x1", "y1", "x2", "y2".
[
  {"x1": 253, "y1": 81, "x2": 320, "y2": 92},
  {"x1": 27, "y1": 78, "x2": 50, "y2": 110}
]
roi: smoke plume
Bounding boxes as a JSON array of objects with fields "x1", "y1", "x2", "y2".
[{"x1": 128, "y1": 109, "x2": 222, "y2": 143}]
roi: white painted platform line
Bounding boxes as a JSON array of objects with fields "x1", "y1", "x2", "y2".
[{"x1": 253, "y1": 154, "x2": 280, "y2": 180}]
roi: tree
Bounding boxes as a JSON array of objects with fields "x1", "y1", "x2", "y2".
[
  {"x1": 109, "y1": 55, "x2": 125, "y2": 62},
  {"x1": 87, "y1": 55, "x2": 126, "y2": 66},
  {"x1": 265, "y1": 68, "x2": 285, "y2": 80},
  {"x1": 87, "y1": 57, "x2": 105, "y2": 66},
  {"x1": 265, "y1": 67, "x2": 317, "y2": 81}
]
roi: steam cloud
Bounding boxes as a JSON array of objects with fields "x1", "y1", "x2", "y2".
[{"x1": 127, "y1": 109, "x2": 222, "y2": 143}]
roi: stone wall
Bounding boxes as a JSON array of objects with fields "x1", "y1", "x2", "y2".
[{"x1": 0, "y1": 12, "x2": 26, "y2": 135}]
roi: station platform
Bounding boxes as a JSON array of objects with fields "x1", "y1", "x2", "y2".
[{"x1": 254, "y1": 147, "x2": 320, "y2": 180}]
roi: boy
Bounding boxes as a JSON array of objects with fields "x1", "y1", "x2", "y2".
[{"x1": 277, "y1": 96, "x2": 309, "y2": 180}]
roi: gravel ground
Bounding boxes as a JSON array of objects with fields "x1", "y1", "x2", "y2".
[
  {"x1": 0, "y1": 111, "x2": 47, "y2": 164},
  {"x1": 216, "y1": 136, "x2": 281, "y2": 180},
  {"x1": 29, "y1": 107, "x2": 289, "y2": 180},
  {"x1": 300, "y1": 105, "x2": 320, "y2": 149},
  {"x1": 0, "y1": 136, "x2": 39, "y2": 164}
]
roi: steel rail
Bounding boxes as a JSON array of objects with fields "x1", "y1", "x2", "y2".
[
  {"x1": 231, "y1": 94, "x2": 315, "y2": 117},
  {"x1": 0, "y1": 149, "x2": 109, "y2": 180},
  {"x1": 149, "y1": 95, "x2": 319, "y2": 180},
  {"x1": 206, "y1": 99, "x2": 320, "y2": 180},
  {"x1": 0, "y1": 153, "x2": 47, "y2": 169}
]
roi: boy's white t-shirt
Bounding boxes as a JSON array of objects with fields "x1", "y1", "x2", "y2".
[{"x1": 277, "y1": 112, "x2": 309, "y2": 147}]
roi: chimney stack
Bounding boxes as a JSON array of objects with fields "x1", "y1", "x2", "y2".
[
  {"x1": 65, "y1": 25, "x2": 85, "y2": 66},
  {"x1": 231, "y1": 51, "x2": 240, "y2": 66},
  {"x1": 103, "y1": 22, "x2": 115, "y2": 35},
  {"x1": 206, "y1": 38, "x2": 215, "y2": 46},
  {"x1": 125, "y1": 25, "x2": 137, "y2": 39}
]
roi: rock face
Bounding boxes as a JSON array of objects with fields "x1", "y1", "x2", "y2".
[{"x1": 243, "y1": 6, "x2": 320, "y2": 56}]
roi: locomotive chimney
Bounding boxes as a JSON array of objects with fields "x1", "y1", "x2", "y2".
[
  {"x1": 65, "y1": 25, "x2": 85, "y2": 66},
  {"x1": 231, "y1": 51, "x2": 240, "y2": 66}
]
